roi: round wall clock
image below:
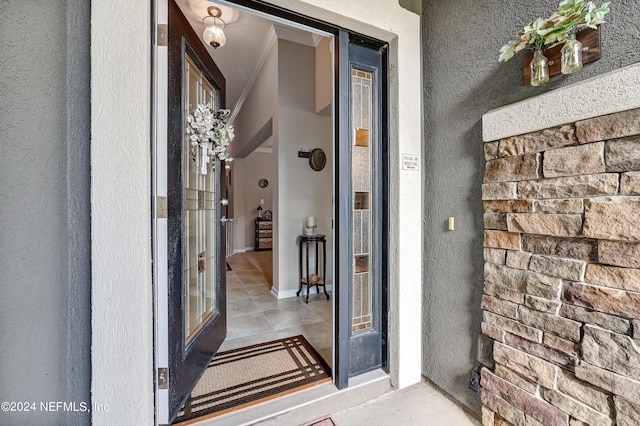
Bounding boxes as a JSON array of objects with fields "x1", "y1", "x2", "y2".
[{"x1": 258, "y1": 178, "x2": 269, "y2": 188}]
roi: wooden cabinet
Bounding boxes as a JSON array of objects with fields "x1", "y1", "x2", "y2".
[{"x1": 255, "y1": 219, "x2": 273, "y2": 251}]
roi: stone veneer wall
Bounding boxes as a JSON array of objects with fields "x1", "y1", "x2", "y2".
[{"x1": 480, "y1": 107, "x2": 640, "y2": 426}]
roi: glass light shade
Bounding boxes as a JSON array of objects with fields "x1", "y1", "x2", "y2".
[
  {"x1": 529, "y1": 50, "x2": 549, "y2": 87},
  {"x1": 203, "y1": 21, "x2": 226, "y2": 49},
  {"x1": 561, "y1": 34, "x2": 583, "y2": 74}
]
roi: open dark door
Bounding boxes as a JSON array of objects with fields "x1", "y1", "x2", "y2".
[
  {"x1": 165, "y1": 0, "x2": 228, "y2": 421},
  {"x1": 336, "y1": 31, "x2": 389, "y2": 388}
]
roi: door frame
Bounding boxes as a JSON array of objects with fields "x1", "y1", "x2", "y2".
[
  {"x1": 163, "y1": 0, "x2": 229, "y2": 420},
  {"x1": 90, "y1": 0, "x2": 423, "y2": 423},
  {"x1": 155, "y1": 0, "x2": 391, "y2": 416},
  {"x1": 219, "y1": 0, "x2": 390, "y2": 389},
  {"x1": 335, "y1": 32, "x2": 390, "y2": 388}
]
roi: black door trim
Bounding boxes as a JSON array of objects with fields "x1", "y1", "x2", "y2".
[
  {"x1": 335, "y1": 30, "x2": 351, "y2": 389},
  {"x1": 166, "y1": 0, "x2": 228, "y2": 420},
  {"x1": 208, "y1": 0, "x2": 390, "y2": 388}
]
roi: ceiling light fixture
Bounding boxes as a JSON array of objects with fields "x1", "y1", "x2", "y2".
[{"x1": 202, "y1": 6, "x2": 226, "y2": 49}]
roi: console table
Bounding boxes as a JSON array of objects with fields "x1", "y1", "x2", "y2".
[{"x1": 297, "y1": 233, "x2": 329, "y2": 303}]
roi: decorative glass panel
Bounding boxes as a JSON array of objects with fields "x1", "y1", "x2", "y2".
[
  {"x1": 351, "y1": 68, "x2": 373, "y2": 332},
  {"x1": 184, "y1": 55, "x2": 220, "y2": 345}
]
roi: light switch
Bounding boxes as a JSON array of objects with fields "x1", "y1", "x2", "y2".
[
  {"x1": 260, "y1": 198, "x2": 265, "y2": 205},
  {"x1": 448, "y1": 217, "x2": 455, "y2": 231}
]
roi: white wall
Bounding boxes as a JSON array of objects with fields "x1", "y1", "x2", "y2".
[
  {"x1": 230, "y1": 41, "x2": 278, "y2": 251},
  {"x1": 235, "y1": 151, "x2": 275, "y2": 248},
  {"x1": 91, "y1": 0, "x2": 154, "y2": 424},
  {"x1": 315, "y1": 37, "x2": 332, "y2": 114},
  {"x1": 230, "y1": 41, "x2": 278, "y2": 158},
  {"x1": 275, "y1": 40, "x2": 333, "y2": 295}
]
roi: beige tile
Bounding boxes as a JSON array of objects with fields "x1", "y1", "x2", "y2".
[
  {"x1": 226, "y1": 276, "x2": 244, "y2": 289},
  {"x1": 317, "y1": 347, "x2": 333, "y2": 368},
  {"x1": 219, "y1": 332, "x2": 279, "y2": 352},
  {"x1": 252, "y1": 294, "x2": 303, "y2": 311},
  {"x1": 227, "y1": 287, "x2": 250, "y2": 301},
  {"x1": 262, "y1": 305, "x2": 323, "y2": 330},
  {"x1": 304, "y1": 291, "x2": 331, "y2": 304},
  {"x1": 244, "y1": 283, "x2": 272, "y2": 297},
  {"x1": 235, "y1": 271, "x2": 269, "y2": 286},
  {"x1": 223, "y1": 252, "x2": 332, "y2": 372},
  {"x1": 306, "y1": 300, "x2": 333, "y2": 322},
  {"x1": 226, "y1": 311, "x2": 271, "y2": 340},
  {"x1": 227, "y1": 297, "x2": 260, "y2": 316},
  {"x1": 276, "y1": 322, "x2": 332, "y2": 352}
]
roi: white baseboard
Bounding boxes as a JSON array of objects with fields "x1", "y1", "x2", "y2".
[
  {"x1": 233, "y1": 248, "x2": 247, "y2": 254},
  {"x1": 271, "y1": 284, "x2": 333, "y2": 299}
]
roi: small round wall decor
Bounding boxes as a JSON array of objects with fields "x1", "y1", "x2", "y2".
[
  {"x1": 258, "y1": 178, "x2": 269, "y2": 188},
  {"x1": 309, "y1": 148, "x2": 326, "y2": 171}
]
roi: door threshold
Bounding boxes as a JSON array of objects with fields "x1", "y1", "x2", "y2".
[{"x1": 189, "y1": 370, "x2": 391, "y2": 426}]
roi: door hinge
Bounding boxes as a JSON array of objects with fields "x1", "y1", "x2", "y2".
[
  {"x1": 156, "y1": 196, "x2": 168, "y2": 219},
  {"x1": 157, "y1": 24, "x2": 168, "y2": 47},
  {"x1": 158, "y1": 367, "x2": 168, "y2": 389}
]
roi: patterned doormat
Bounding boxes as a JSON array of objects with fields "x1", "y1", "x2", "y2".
[{"x1": 173, "y1": 335, "x2": 332, "y2": 424}]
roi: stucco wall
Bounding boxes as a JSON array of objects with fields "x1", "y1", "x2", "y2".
[
  {"x1": 421, "y1": 0, "x2": 640, "y2": 413},
  {"x1": 91, "y1": 0, "x2": 155, "y2": 424},
  {"x1": 0, "y1": 1, "x2": 91, "y2": 425}
]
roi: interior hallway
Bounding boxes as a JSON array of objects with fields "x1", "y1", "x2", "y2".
[{"x1": 222, "y1": 252, "x2": 333, "y2": 366}]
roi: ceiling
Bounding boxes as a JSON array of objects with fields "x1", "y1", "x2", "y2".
[{"x1": 175, "y1": 0, "x2": 328, "y2": 123}]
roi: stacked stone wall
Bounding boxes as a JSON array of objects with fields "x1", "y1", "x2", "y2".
[{"x1": 481, "y1": 108, "x2": 640, "y2": 426}]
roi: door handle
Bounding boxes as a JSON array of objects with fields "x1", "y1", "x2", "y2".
[{"x1": 221, "y1": 216, "x2": 231, "y2": 224}]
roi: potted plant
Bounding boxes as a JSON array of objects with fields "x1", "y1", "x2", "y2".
[{"x1": 499, "y1": 0, "x2": 610, "y2": 85}]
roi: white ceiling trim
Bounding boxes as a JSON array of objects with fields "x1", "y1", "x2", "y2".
[
  {"x1": 228, "y1": 26, "x2": 277, "y2": 124},
  {"x1": 253, "y1": 146, "x2": 273, "y2": 154},
  {"x1": 311, "y1": 33, "x2": 324, "y2": 47},
  {"x1": 273, "y1": 24, "x2": 318, "y2": 47}
]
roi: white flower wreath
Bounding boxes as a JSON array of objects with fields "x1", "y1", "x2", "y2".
[{"x1": 186, "y1": 103, "x2": 234, "y2": 173}]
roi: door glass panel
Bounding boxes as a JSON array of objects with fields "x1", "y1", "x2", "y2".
[
  {"x1": 184, "y1": 55, "x2": 219, "y2": 345},
  {"x1": 351, "y1": 68, "x2": 373, "y2": 332}
]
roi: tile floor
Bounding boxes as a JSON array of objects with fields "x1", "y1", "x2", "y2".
[{"x1": 220, "y1": 252, "x2": 333, "y2": 366}]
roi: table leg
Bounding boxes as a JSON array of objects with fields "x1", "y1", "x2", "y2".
[
  {"x1": 297, "y1": 238, "x2": 302, "y2": 296},
  {"x1": 314, "y1": 241, "x2": 320, "y2": 294},
  {"x1": 305, "y1": 240, "x2": 310, "y2": 303},
  {"x1": 323, "y1": 239, "x2": 329, "y2": 300}
]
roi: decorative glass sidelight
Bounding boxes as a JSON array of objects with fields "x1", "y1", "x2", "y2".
[
  {"x1": 351, "y1": 68, "x2": 373, "y2": 332},
  {"x1": 184, "y1": 55, "x2": 219, "y2": 344}
]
